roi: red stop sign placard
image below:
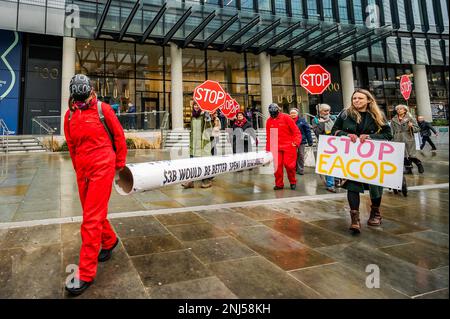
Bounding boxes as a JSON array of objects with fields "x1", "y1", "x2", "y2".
[
  {"x1": 193, "y1": 80, "x2": 226, "y2": 113},
  {"x1": 400, "y1": 75, "x2": 412, "y2": 101},
  {"x1": 300, "y1": 64, "x2": 331, "y2": 95},
  {"x1": 221, "y1": 94, "x2": 240, "y2": 119}
]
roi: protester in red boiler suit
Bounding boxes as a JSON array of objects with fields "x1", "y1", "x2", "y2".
[
  {"x1": 266, "y1": 103, "x2": 302, "y2": 190},
  {"x1": 63, "y1": 74, "x2": 127, "y2": 296}
]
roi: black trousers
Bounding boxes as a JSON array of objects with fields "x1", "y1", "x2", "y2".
[{"x1": 420, "y1": 136, "x2": 437, "y2": 150}]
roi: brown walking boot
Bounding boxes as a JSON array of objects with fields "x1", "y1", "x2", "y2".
[
  {"x1": 349, "y1": 210, "x2": 361, "y2": 233},
  {"x1": 181, "y1": 181, "x2": 194, "y2": 189},
  {"x1": 367, "y1": 206, "x2": 382, "y2": 226}
]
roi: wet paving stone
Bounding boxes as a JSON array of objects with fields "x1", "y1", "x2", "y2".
[
  {"x1": 0, "y1": 204, "x2": 18, "y2": 223},
  {"x1": 64, "y1": 246, "x2": 148, "y2": 299},
  {"x1": 185, "y1": 237, "x2": 257, "y2": 264},
  {"x1": 111, "y1": 216, "x2": 169, "y2": 239},
  {"x1": 230, "y1": 205, "x2": 291, "y2": 221},
  {"x1": 289, "y1": 263, "x2": 408, "y2": 299},
  {"x1": 147, "y1": 276, "x2": 238, "y2": 299},
  {"x1": 155, "y1": 212, "x2": 206, "y2": 226},
  {"x1": 371, "y1": 217, "x2": 430, "y2": 235},
  {"x1": 379, "y1": 242, "x2": 449, "y2": 270},
  {"x1": 61, "y1": 222, "x2": 81, "y2": 243},
  {"x1": 131, "y1": 250, "x2": 212, "y2": 288},
  {"x1": 0, "y1": 224, "x2": 61, "y2": 249},
  {"x1": 122, "y1": 234, "x2": 183, "y2": 257},
  {"x1": 432, "y1": 266, "x2": 449, "y2": 283},
  {"x1": 167, "y1": 222, "x2": 227, "y2": 242},
  {"x1": 196, "y1": 209, "x2": 260, "y2": 230},
  {"x1": 310, "y1": 218, "x2": 413, "y2": 248},
  {"x1": 208, "y1": 256, "x2": 321, "y2": 298},
  {"x1": 0, "y1": 244, "x2": 62, "y2": 298},
  {"x1": 316, "y1": 243, "x2": 448, "y2": 297},
  {"x1": 0, "y1": 185, "x2": 29, "y2": 196},
  {"x1": 230, "y1": 226, "x2": 334, "y2": 270},
  {"x1": 262, "y1": 218, "x2": 351, "y2": 248},
  {"x1": 415, "y1": 288, "x2": 449, "y2": 299},
  {"x1": 400, "y1": 230, "x2": 449, "y2": 249}
]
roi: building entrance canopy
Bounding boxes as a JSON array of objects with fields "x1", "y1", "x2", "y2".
[{"x1": 73, "y1": 0, "x2": 393, "y2": 59}]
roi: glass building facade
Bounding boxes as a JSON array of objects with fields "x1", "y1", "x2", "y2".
[{"x1": 0, "y1": 0, "x2": 448, "y2": 132}]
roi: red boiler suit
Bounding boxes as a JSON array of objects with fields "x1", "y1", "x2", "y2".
[
  {"x1": 64, "y1": 98, "x2": 127, "y2": 282},
  {"x1": 266, "y1": 113, "x2": 302, "y2": 188}
]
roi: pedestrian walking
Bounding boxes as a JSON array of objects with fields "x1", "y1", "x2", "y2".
[
  {"x1": 182, "y1": 101, "x2": 213, "y2": 189},
  {"x1": 312, "y1": 104, "x2": 337, "y2": 192},
  {"x1": 391, "y1": 104, "x2": 424, "y2": 174},
  {"x1": 63, "y1": 74, "x2": 127, "y2": 295},
  {"x1": 126, "y1": 102, "x2": 137, "y2": 130},
  {"x1": 418, "y1": 116, "x2": 438, "y2": 152},
  {"x1": 332, "y1": 88, "x2": 393, "y2": 233},
  {"x1": 266, "y1": 103, "x2": 301, "y2": 190},
  {"x1": 289, "y1": 108, "x2": 313, "y2": 175}
]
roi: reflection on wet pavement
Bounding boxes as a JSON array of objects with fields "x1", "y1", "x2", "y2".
[
  {"x1": 0, "y1": 147, "x2": 448, "y2": 298},
  {"x1": 0, "y1": 147, "x2": 447, "y2": 222}
]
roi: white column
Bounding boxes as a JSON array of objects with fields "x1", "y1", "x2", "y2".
[
  {"x1": 413, "y1": 64, "x2": 433, "y2": 121},
  {"x1": 60, "y1": 36, "x2": 76, "y2": 133},
  {"x1": 259, "y1": 52, "x2": 272, "y2": 127},
  {"x1": 170, "y1": 43, "x2": 184, "y2": 130},
  {"x1": 339, "y1": 59, "x2": 354, "y2": 109}
]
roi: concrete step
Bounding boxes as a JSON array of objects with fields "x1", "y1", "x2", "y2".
[
  {"x1": 0, "y1": 146, "x2": 46, "y2": 153},
  {"x1": 0, "y1": 149, "x2": 46, "y2": 154},
  {"x1": 0, "y1": 142, "x2": 41, "y2": 148}
]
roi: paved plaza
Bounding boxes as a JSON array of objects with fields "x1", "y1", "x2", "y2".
[{"x1": 0, "y1": 147, "x2": 448, "y2": 298}]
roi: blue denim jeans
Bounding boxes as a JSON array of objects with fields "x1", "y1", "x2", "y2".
[{"x1": 325, "y1": 175, "x2": 335, "y2": 188}]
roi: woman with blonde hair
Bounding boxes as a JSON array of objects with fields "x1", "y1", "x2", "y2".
[
  {"x1": 332, "y1": 89, "x2": 393, "y2": 233},
  {"x1": 391, "y1": 104, "x2": 423, "y2": 174}
]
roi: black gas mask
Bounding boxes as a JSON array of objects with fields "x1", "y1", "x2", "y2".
[{"x1": 268, "y1": 103, "x2": 280, "y2": 118}]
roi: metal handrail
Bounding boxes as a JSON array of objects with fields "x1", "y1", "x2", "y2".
[
  {"x1": 0, "y1": 118, "x2": 14, "y2": 154},
  {"x1": 32, "y1": 118, "x2": 56, "y2": 135},
  {"x1": 160, "y1": 112, "x2": 170, "y2": 149},
  {"x1": 31, "y1": 117, "x2": 55, "y2": 151}
]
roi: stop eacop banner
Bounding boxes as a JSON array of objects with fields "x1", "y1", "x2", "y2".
[{"x1": 315, "y1": 135, "x2": 405, "y2": 190}]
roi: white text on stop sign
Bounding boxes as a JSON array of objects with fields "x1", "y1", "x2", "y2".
[
  {"x1": 195, "y1": 88, "x2": 225, "y2": 104},
  {"x1": 401, "y1": 81, "x2": 411, "y2": 93},
  {"x1": 301, "y1": 73, "x2": 330, "y2": 86}
]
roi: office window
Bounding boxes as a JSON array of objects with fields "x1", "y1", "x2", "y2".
[
  {"x1": 258, "y1": 0, "x2": 272, "y2": 12},
  {"x1": 430, "y1": 39, "x2": 444, "y2": 65},
  {"x1": 275, "y1": 0, "x2": 287, "y2": 15},
  {"x1": 382, "y1": 0, "x2": 392, "y2": 25},
  {"x1": 415, "y1": 38, "x2": 429, "y2": 65},
  {"x1": 323, "y1": 0, "x2": 333, "y2": 19},
  {"x1": 371, "y1": 42, "x2": 385, "y2": 63},
  {"x1": 411, "y1": 0, "x2": 425, "y2": 30},
  {"x1": 307, "y1": 0, "x2": 319, "y2": 18},
  {"x1": 338, "y1": 0, "x2": 348, "y2": 22},
  {"x1": 292, "y1": 1, "x2": 303, "y2": 16},
  {"x1": 386, "y1": 37, "x2": 400, "y2": 64},
  {"x1": 401, "y1": 38, "x2": 414, "y2": 64},
  {"x1": 353, "y1": 0, "x2": 363, "y2": 24},
  {"x1": 440, "y1": 0, "x2": 449, "y2": 32},
  {"x1": 223, "y1": 0, "x2": 238, "y2": 8},
  {"x1": 240, "y1": 1, "x2": 254, "y2": 10},
  {"x1": 396, "y1": 0, "x2": 408, "y2": 30},
  {"x1": 425, "y1": 0, "x2": 437, "y2": 32}
]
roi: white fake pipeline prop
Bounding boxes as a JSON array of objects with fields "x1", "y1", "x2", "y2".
[{"x1": 114, "y1": 151, "x2": 274, "y2": 195}]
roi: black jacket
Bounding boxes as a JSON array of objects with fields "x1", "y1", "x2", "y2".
[
  {"x1": 230, "y1": 120, "x2": 255, "y2": 153},
  {"x1": 418, "y1": 121, "x2": 437, "y2": 137}
]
